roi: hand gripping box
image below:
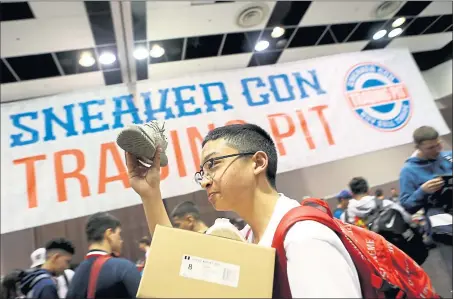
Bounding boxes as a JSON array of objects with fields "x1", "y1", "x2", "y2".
[{"x1": 137, "y1": 225, "x2": 275, "y2": 298}]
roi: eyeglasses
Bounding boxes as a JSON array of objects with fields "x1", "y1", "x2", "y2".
[{"x1": 194, "y1": 152, "x2": 255, "y2": 185}]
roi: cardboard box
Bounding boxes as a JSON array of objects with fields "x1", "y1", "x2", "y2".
[{"x1": 137, "y1": 225, "x2": 275, "y2": 298}]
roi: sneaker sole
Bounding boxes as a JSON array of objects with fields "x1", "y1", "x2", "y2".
[{"x1": 116, "y1": 125, "x2": 169, "y2": 167}]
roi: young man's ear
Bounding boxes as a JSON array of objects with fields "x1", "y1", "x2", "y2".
[
  {"x1": 252, "y1": 151, "x2": 268, "y2": 175},
  {"x1": 186, "y1": 214, "x2": 195, "y2": 222}
]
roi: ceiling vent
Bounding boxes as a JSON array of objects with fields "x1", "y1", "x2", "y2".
[
  {"x1": 374, "y1": 1, "x2": 404, "y2": 18},
  {"x1": 236, "y1": 3, "x2": 269, "y2": 28}
]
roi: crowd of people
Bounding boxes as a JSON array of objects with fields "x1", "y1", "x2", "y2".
[{"x1": 1, "y1": 124, "x2": 452, "y2": 298}]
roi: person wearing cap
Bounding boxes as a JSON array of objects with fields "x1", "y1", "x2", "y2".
[
  {"x1": 30, "y1": 247, "x2": 75, "y2": 299},
  {"x1": 19, "y1": 238, "x2": 75, "y2": 299},
  {"x1": 30, "y1": 248, "x2": 46, "y2": 269},
  {"x1": 333, "y1": 190, "x2": 352, "y2": 219}
]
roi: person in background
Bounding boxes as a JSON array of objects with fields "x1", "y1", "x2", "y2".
[
  {"x1": 28, "y1": 247, "x2": 74, "y2": 299},
  {"x1": 399, "y1": 126, "x2": 452, "y2": 281},
  {"x1": 375, "y1": 189, "x2": 385, "y2": 200},
  {"x1": 390, "y1": 188, "x2": 399, "y2": 202},
  {"x1": 333, "y1": 190, "x2": 352, "y2": 219},
  {"x1": 126, "y1": 123, "x2": 362, "y2": 297},
  {"x1": 1, "y1": 269, "x2": 25, "y2": 299},
  {"x1": 341, "y1": 177, "x2": 394, "y2": 225},
  {"x1": 138, "y1": 236, "x2": 151, "y2": 260},
  {"x1": 66, "y1": 212, "x2": 141, "y2": 299},
  {"x1": 170, "y1": 201, "x2": 209, "y2": 233},
  {"x1": 30, "y1": 248, "x2": 46, "y2": 269},
  {"x1": 19, "y1": 239, "x2": 75, "y2": 299}
]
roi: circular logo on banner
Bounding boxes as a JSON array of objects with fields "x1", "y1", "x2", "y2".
[{"x1": 344, "y1": 63, "x2": 412, "y2": 131}]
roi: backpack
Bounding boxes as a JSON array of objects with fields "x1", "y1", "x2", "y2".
[
  {"x1": 272, "y1": 198, "x2": 439, "y2": 299},
  {"x1": 344, "y1": 197, "x2": 384, "y2": 228},
  {"x1": 87, "y1": 255, "x2": 111, "y2": 299},
  {"x1": 346, "y1": 198, "x2": 429, "y2": 265}
]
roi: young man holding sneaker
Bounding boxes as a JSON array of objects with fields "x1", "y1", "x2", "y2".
[{"x1": 123, "y1": 122, "x2": 362, "y2": 297}]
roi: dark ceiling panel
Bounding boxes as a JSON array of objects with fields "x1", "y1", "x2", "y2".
[
  {"x1": 317, "y1": 29, "x2": 336, "y2": 45},
  {"x1": 132, "y1": 1, "x2": 147, "y2": 41},
  {"x1": 1, "y1": 60, "x2": 17, "y2": 84},
  {"x1": 266, "y1": 1, "x2": 312, "y2": 27},
  {"x1": 395, "y1": 1, "x2": 432, "y2": 17},
  {"x1": 84, "y1": 2, "x2": 116, "y2": 46},
  {"x1": 260, "y1": 28, "x2": 295, "y2": 51},
  {"x1": 55, "y1": 49, "x2": 99, "y2": 75},
  {"x1": 103, "y1": 69, "x2": 122, "y2": 86},
  {"x1": 222, "y1": 32, "x2": 252, "y2": 55},
  {"x1": 412, "y1": 41, "x2": 452, "y2": 71},
  {"x1": 185, "y1": 34, "x2": 223, "y2": 60},
  {"x1": 424, "y1": 14, "x2": 453, "y2": 34},
  {"x1": 6, "y1": 54, "x2": 61, "y2": 81},
  {"x1": 134, "y1": 41, "x2": 148, "y2": 81},
  {"x1": 347, "y1": 21, "x2": 387, "y2": 42},
  {"x1": 403, "y1": 16, "x2": 439, "y2": 36},
  {"x1": 288, "y1": 25, "x2": 326, "y2": 48},
  {"x1": 330, "y1": 22, "x2": 359, "y2": 43},
  {"x1": 149, "y1": 38, "x2": 184, "y2": 64},
  {"x1": 0, "y1": 2, "x2": 34, "y2": 22}
]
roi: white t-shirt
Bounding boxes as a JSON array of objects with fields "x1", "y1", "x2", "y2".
[
  {"x1": 239, "y1": 194, "x2": 362, "y2": 298},
  {"x1": 56, "y1": 269, "x2": 74, "y2": 299}
]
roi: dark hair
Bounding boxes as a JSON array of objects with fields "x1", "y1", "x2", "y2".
[
  {"x1": 413, "y1": 126, "x2": 439, "y2": 145},
  {"x1": 86, "y1": 212, "x2": 121, "y2": 243},
  {"x1": 375, "y1": 189, "x2": 384, "y2": 197},
  {"x1": 139, "y1": 236, "x2": 151, "y2": 246},
  {"x1": 1, "y1": 269, "x2": 23, "y2": 299},
  {"x1": 349, "y1": 177, "x2": 369, "y2": 195},
  {"x1": 202, "y1": 124, "x2": 278, "y2": 189},
  {"x1": 171, "y1": 201, "x2": 201, "y2": 220},
  {"x1": 45, "y1": 238, "x2": 75, "y2": 255}
]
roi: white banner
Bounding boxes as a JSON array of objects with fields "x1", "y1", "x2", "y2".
[{"x1": 1, "y1": 49, "x2": 449, "y2": 234}]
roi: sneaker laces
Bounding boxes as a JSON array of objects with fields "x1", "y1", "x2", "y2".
[{"x1": 144, "y1": 121, "x2": 167, "y2": 141}]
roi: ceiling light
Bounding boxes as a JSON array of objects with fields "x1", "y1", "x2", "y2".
[
  {"x1": 388, "y1": 27, "x2": 403, "y2": 38},
  {"x1": 78, "y1": 52, "x2": 95, "y2": 67},
  {"x1": 99, "y1": 52, "x2": 116, "y2": 65},
  {"x1": 255, "y1": 40, "x2": 269, "y2": 51},
  {"x1": 133, "y1": 47, "x2": 149, "y2": 60},
  {"x1": 372, "y1": 29, "x2": 387, "y2": 40},
  {"x1": 150, "y1": 44, "x2": 165, "y2": 58},
  {"x1": 392, "y1": 17, "x2": 406, "y2": 28},
  {"x1": 271, "y1": 27, "x2": 285, "y2": 38}
]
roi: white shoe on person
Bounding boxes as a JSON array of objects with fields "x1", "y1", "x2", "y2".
[{"x1": 116, "y1": 121, "x2": 169, "y2": 167}]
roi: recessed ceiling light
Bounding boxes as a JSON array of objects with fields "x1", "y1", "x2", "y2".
[
  {"x1": 388, "y1": 28, "x2": 403, "y2": 38},
  {"x1": 99, "y1": 52, "x2": 116, "y2": 65},
  {"x1": 271, "y1": 27, "x2": 285, "y2": 38},
  {"x1": 373, "y1": 29, "x2": 387, "y2": 40},
  {"x1": 150, "y1": 44, "x2": 165, "y2": 58},
  {"x1": 392, "y1": 17, "x2": 406, "y2": 28},
  {"x1": 133, "y1": 47, "x2": 149, "y2": 60},
  {"x1": 255, "y1": 40, "x2": 269, "y2": 51},
  {"x1": 78, "y1": 52, "x2": 95, "y2": 67}
]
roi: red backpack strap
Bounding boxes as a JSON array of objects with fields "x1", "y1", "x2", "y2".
[
  {"x1": 271, "y1": 198, "x2": 381, "y2": 299},
  {"x1": 87, "y1": 255, "x2": 111, "y2": 299}
]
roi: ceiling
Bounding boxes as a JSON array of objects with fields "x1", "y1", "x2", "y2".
[{"x1": 1, "y1": 1, "x2": 452, "y2": 103}]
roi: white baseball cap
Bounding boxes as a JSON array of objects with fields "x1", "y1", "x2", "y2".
[{"x1": 30, "y1": 248, "x2": 46, "y2": 268}]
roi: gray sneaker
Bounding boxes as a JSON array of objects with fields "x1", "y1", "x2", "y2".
[{"x1": 116, "y1": 121, "x2": 168, "y2": 167}]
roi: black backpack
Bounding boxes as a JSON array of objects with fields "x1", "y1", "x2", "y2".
[{"x1": 346, "y1": 198, "x2": 429, "y2": 265}]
